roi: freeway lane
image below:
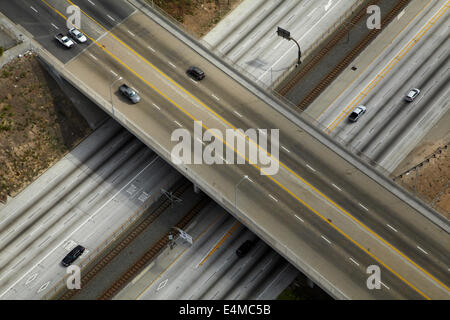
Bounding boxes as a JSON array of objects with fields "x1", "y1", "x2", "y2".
[
  {"x1": 65, "y1": 8, "x2": 450, "y2": 297},
  {"x1": 2, "y1": 0, "x2": 448, "y2": 299},
  {"x1": 0, "y1": 0, "x2": 134, "y2": 64},
  {"x1": 118, "y1": 205, "x2": 299, "y2": 300},
  {"x1": 204, "y1": 0, "x2": 360, "y2": 87},
  {"x1": 59, "y1": 0, "x2": 450, "y2": 289},
  {"x1": 121, "y1": 27, "x2": 450, "y2": 285},
  {"x1": 315, "y1": 0, "x2": 449, "y2": 173},
  {"x1": 0, "y1": 120, "x2": 182, "y2": 299}
]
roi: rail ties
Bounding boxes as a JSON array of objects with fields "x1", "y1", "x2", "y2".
[
  {"x1": 277, "y1": 0, "x2": 411, "y2": 111},
  {"x1": 55, "y1": 179, "x2": 191, "y2": 300},
  {"x1": 98, "y1": 196, "x2": 211, "y2": 300}
]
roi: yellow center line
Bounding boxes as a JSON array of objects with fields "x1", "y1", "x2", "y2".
[
  {"x1": 41, "y1": 0, "x2": 448, "y2": 298},
  {"x1": 198, "y1": 221, "x2": 241, "y2": 267},
  {"x1": 313, "y1": 0, "x2": 434, "y2": 122},
  {"x1": 62, "y1": 2, "x2": 450, "y2": 296},
  {"x1": 326, "y1": 1, "x2": 450, "y2": 132},
  {"x1": 135, "y1": 212, "x2": 226, "y2": 300}
]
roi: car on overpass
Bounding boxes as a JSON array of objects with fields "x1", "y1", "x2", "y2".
[
  {"x1": 186, "y1": 66, "x2": 205, "y2": 81},
  {"x1": 119, "y1": 84, "x2": 141, "y2": 104},
  {"x1": 69, "y1": 27, "x2": 87, "y2": 43},
  {"x1": 55, "y1": 33, "x2": 74, "y2": 48}
]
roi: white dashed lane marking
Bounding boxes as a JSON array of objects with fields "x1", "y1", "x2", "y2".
[
  {"x1": 417, "y1": 246, "x2": 429, "y2": 255},
  {"x1": 387, "y1": 224, "x2": 398, "y2": 233},
  {"x1": 321, "y1": 235, "x2": 331, "y2": 244},
  {"x1": 359, "y1": 203, "x2": 369, "y2": 211},
  {"x1": 349, "y1": 257, "x2": 360, "y2": 266},
  {"x1": 281, "y1": 146, "x2": 291, "y2": 153},
  {"x1": 332, "y1": 184, "x2": 342, "y2": 191}
]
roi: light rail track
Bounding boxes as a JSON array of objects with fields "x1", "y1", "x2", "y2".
[
  {"x1": 277, "y1": 0, "x2": 410, "y2": 111},
  {"x1": 53, "y1": 179, "x2": 191, "y2": 300}
]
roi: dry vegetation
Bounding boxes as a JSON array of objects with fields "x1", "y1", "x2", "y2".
[
  {"x1": 0, "y1": 53, "x2": 91, "y2": 203},
  {"x1": 395, "y1": 143, "x2": 449, "y2": 218},
  {"x1": 151, "y1": 0, "x2": 242, "y2": 37}
]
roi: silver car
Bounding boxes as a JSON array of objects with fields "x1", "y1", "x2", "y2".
[
  {"x1": 405, "y1": 88, "x2": 420, "y2": 102},
  {"x1": 69, "y1": 27, "x2": 87, "y2": 43},
  {"x1": 119, "y1": 84, "x2": 141, "y2": 104},
  {"x1": 348, "y1": 105, "x2": 366, "y2": 122}
]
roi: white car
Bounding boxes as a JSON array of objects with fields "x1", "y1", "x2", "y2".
[
  {"x1": 405, "y1": 88, "x2": 420, "y2": 102},
  {"x1": 348, "y1": 105, "x2": 366, "y2": 122},
  {"x1": 69, "y1": 27, "x2": 87, "y2": 43},
  {"x1": 55, "y1": 33, "x2": 74, "y2": 48}
]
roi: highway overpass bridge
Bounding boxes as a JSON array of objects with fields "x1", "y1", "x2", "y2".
[{"x1": 1, "y1": 0, "x2": 448, "y2": 299}]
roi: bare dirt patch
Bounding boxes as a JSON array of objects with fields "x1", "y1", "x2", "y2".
[
  {"x1": 394, "y1": 145, "x2": 449, "y2": 218},
  {"x1": 392, "y1": 110, "x2": 450, "y2": 218},
  {"x1": 0, "y1": 53, "x2": 92, "y2": 203},
  {"x1": 151, "y1": 0, "x2": 243, "y2": 37}
]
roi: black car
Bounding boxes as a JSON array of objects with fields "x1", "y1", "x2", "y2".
[
  {"x1": 61, "y1": 245, "x2": 85, "y2": 267},
  {"x1": 119, "y1": 84, "x2": 141, "y2": 103},
  {"x1": 236, "y1": 240, "x2": 254, "y2": 258},
  {"x1": 186, "y1": 66, "x2": 205, "y2": 81}
]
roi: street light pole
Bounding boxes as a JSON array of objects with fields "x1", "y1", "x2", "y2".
[
  {"x1": 109, "y1": 75, "x2": 122, "y2": 116},
  {"x1": 290, "y1": 37, "x2": 302, "y2": 67},
  {"x1": 235, "y1": 175, "x2": 249, "y2": 210},
  {"x1": 276, "y1": 26, "x2": 302, "y2": 66}
]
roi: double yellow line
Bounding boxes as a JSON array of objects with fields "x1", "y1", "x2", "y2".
[
  {"x1": 326, "y1": 0, "x2": 450, "y2": 132},
  {"x1": 41, "y1": 0, "x2": 449, "y2": 298}
]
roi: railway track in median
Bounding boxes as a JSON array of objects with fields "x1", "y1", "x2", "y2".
[
  {"x1": 98, "y1": 195, "x2": 211, "y2": 300},
  {"x1": 277, "y1": 0, "x2": 411, "y2": 110},
  {"x1": 54, "y1": 179, "x2": 192, "y2": 300}
]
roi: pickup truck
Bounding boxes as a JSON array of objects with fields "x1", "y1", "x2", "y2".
[{"x1": 55, "y1": 33, "x2": 74, "y2": 48}]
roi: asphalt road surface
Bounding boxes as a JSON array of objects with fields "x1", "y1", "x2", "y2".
[
  {"x1": 1, "y1": 0, "x2": 449, "y2": 299},
  {"x1": 0, "y1": 119, "x2": 181, "y2": 299},
  {"x1": 312, "y1": 0, "x2": 449, "y2": 173}
]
